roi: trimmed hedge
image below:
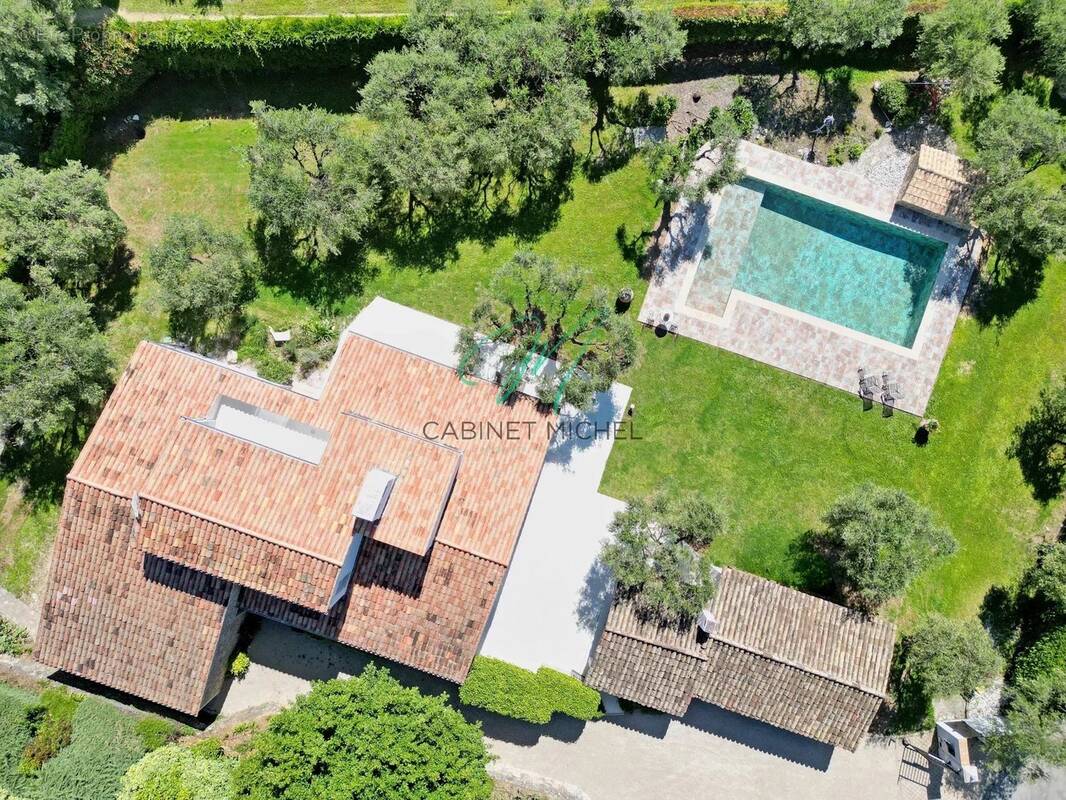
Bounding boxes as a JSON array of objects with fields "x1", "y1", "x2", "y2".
[{"x1": 459, "y1": 657, "x2": 602, "y2": 724}]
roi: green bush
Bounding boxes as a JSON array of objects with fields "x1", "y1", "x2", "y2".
[
  {"x1": 33, "y1": 698, "x2": 147, "y2": 800},
  {"x1": 1012, "y1": 626, "x2": 1066, "y2": 688},
  {"x1": 135, "y1": 717, "x2": 184, "y2": 753},
  {"x1": 19, "y1": 689, "x2": 81, "y2": 774},
  {"x1": 0, "y1": 685, "x2": 37, "y2": 793},
  {"x1": 187, "y1": 739, "x2": 224, "y2": 760},
  {"x1": 233, "y1": 666, "x2": 492, "y2": 800},
  {"x1": 460, "y1": 658, "x2": 602, "y2": 724},
  {"x1": 118, "y1": 745, "x2": 234, "y2": 800},
  {"x1": 874, "y1": 79, "x2": 909, "y2": 118},
  {"x1": 228, "y1": 652, "x2": 251, "y2": 680},
  {"x1": 0, "y1": 621, "x2": 30, "y2": 657}
]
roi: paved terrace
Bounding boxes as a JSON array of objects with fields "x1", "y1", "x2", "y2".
[{"x1": 640, "y1": 141, "x2": 980, "y2": 416}]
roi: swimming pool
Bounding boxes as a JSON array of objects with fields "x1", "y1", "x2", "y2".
[{"x1": 688, "y1": 179, "x2": 948, "y2": 347}]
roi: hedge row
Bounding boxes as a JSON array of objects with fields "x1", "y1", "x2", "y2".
[{"x1": 459, "y1": 657, "x2": 603, "y2": 724}]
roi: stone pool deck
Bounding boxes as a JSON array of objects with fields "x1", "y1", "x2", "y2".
[{"x1": 641, "y1": 141, "x2": 981, "y2": 416}]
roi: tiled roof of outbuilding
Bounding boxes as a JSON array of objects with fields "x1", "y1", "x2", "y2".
[
  {"x1": 898, "y1": 145, "x2": 974, "y2": 229},
  {"x1": 585, "y1": 568, "x2": 896, "y2": 751}
]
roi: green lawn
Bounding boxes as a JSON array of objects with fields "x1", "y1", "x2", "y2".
[
  {"x1": 0, "y1": 481, "x2": 58, "y2": 597},
  {"x1": 86, "y1": 75, "x2": 1066, "y2": 626}
]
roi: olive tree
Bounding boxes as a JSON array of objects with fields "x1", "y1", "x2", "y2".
[
  {"x1": 785, "y1": 0, "x2": 906, "y2": 52},
  {"x1": 905, "y1": 614, "x2": 1002, "y2": 700},
  {"x1": 232, "y1": 666, "x2": 492, "y2": 800},
  {"x1": 973, "y1": 92, "x2": 1066, "y2": 180},
  {"x1": 148, "y1": 215, "x2": 260, "y2": 347},
  {"x1": 1028, "y1": 0, "x2": 1066, "y2": 99},
  {"x1": 456, "y1": 251, "x2": 640, "y2": 411},
  {"x1": 819, "y1": 483, "x2": 958, "y2": 610},
  {"x1": 1008, "y1": 378, "x2": 1066, "y2": 503},
  {"x1": 601, "y1": 492, "x2": 723, "y2": 621},
  {"x1": 0, "y1": 155, "x2": 126, "y2": 296},
  {"x1": 247, "y1": 103, "x2": 379, "y2": 261},
  {"x1": 916, "y1": 0, "x2": 1011, "y2": 105}
]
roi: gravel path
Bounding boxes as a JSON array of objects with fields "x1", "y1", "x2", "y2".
[{"x1": 840, "y1": 121, "x2": 955, "y2": 198}]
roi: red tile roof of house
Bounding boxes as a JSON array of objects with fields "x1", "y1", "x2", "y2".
[{"x1": 36, "y1": 333, "x2": 553, "y2": 708}]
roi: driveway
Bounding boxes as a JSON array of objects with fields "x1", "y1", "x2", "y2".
[{"x1": 215, "y1": 620, "x2": 1004, "y2": 800}]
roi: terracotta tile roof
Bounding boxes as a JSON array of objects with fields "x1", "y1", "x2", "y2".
[
  {"x1": 241, "y1": 540, "x2": 505, "y2": 682},
  {"x1": 37, "y1": 330, "x2": 552, "y2": 710},
  {"x1": 139, "y1": 498, "x2": 341, "y2": 611},
  {"x1": 898, "y1": 145, "x2": 974, "y2": 229},
  {"x1": 34, "y1": 483, "x2": 237, "y2": 715},
  {"x1": 585, "y1": 568, "x2": 896, "y2": 750}
]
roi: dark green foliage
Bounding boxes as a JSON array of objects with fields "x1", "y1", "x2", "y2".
[
  {"x1": 134, "y1": 717, "x2": 184, "y2": 754},
  {"x1": 973, "y1": 92, "x2": 1066, "y2": 181},
  {"x1": 1028, "y1": 0, "x2": 1066, "y2": 99},
  {"x1": 601, "y1": 491, "x2": 723, "y2": 621},
  {"x1": 232, "y1": 666, "x2": 492, "y2": 800},
  {"x1": 0, "y1": 156, "x2": 126, "y2": 298},
  {"x1": 281, "y1": 314, "x2": 338, "y2": 377},
  {"x1": 0, "y1": 280, "x2": 112, "y2": 448},
  {"x1": 905, "y1": 614, "x2": 1002, "y2": 700},
  {"x1": 819, "y1": 483, "x2": 957, "y2": 610},
  {"x1": 1008, "y1": 378, "x2": 1066, "y2": 503},
  {"x1": 1017, "y1": 541, "x2": 1066, "y2": 633},
  {"x1": 459, "y1": 658, "x2": 602, "y2": 724},
  {"x1": 617, "y1": 90, "x2": 677, "y2": 129},
  {"x1": 0, "y1": 621, "x2": 30, "y2": 656},
  {"x1": 458, "y1": 251, "x2": 641, "y2": 411},
  {"x1": 19, "y1": 689, "x2": 80, "y2": 774},
  {"x1": 147, "y1": 215, "x2": 260, "y2": 346},
  {"x1": 874, "y1": 78, "x2": 908, "y2": 118},
  {"x1": 985, "y1": 672, "x2": 1066, "y2": 779},
  {"x1": 1013, "y1": 627, "x2": 1066, "y2": 688}
]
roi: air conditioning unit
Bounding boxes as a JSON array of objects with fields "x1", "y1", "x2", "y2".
[{"x1": 352, "y1": 469, "x2": 396, "y2": 522}]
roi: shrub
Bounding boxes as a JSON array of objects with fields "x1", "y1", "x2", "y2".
[
  {"x1": 0, "y1": 684, "x2": 37, "y2": 792},
  {"x1": 34, "y1": 697, "x2": 147, "y2": 800},
  {"x1": 874, "y1": 79, "x2": 909, "y2": 118},
  {"x1": 0, "y1": 621, "x2": 30, "y2": 656},
  {"x1": 252, "y1": 355, "x2": 294, "y2": 385},
  {"x1": 1012, "y1": 627, "x2": 1066, "y2": 689},
  {"x1": 19, "y1": 689, "x2": 81, "y2": 774},
  {"x1": 228, "y1": 652, "x2": 251, "y2": 680},
  {"x1": 459, "y1": 658, "x2": 602, "y2": 724},
  {"x1": 727, "y1": 96, "x2": 758, "y2": 137},
  {"x1": 135, "y1": 717, "x2": 184, "y2": 753},
  {"x1": 905, "y1": 615, "x2": 1002, "y2": 700},
  {"x1": 188, "y1": 739, "x2": 224, "y2": 760},
  {"x1": 118, "y1": 745, "x2": 234, "y2": 800},
  {"x1": 232, "y1": 666, "x2": 492, "y2": 800},
  {"x1": 236, "y1": 322, "x2": 295, "y2": 385}
]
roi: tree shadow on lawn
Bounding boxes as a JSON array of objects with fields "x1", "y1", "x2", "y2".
[
  {"x1": 969, "y1": 252, "x2": 1047, "y2": 331},
  {"x1": 87, "y1": 68, "x2": 365, "y2": 172}
]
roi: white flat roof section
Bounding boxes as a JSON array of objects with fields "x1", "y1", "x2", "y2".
[{"x1": 479, "y1": 381, "x2": 632, "y2": 676}]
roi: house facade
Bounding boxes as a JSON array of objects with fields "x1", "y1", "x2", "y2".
[{"x1": 34, "y1": 332, "x2": 553, "y2": 715}]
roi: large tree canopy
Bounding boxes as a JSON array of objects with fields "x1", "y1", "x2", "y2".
[
  {"x1": 456, "y1": 251, "x2": 640, "y2": 410},
  {"x1": 601, "y1": 492, "x2": 723, "y2": 621},
  {"x1": 906, "y1": 614, "x2": 1002, "y2": 700},
  {"x1": 0, "y1": 0, "x2": 75, "y2": 148},
  {"x1": 1029, "y1": 0, "x2": 1066, "y2": 99},
  {"x1": 916, "y1": 0, "x2": 1011, "y2": 105},
  {"x1": 1008, "y1": 378, "x2": 1066, "y2": 503},
  {"x1": 562, "y1": 0, "x2": 685, "y2": 152},
  {"x1": 147, "y1": 215, "x2": 261, "y2": 347},
  {"x1": 0, "y1": 155, "x2": 126, "y2": 296},
  {"x1": 247, "y1": 103, "x2": 379, "y2": 261},
  {"x1": 232, "y1": 667, "x2": 492, "y2": 800},
  {"x1": 0, "y1": 279, "x2": 111, "y2": 447},
  {"x1": 785, "y1": 0, "x2": 907, "y2": 52},
  {"x1": 973, "y1": 92, "x2": 1066, "y2": 180},
  {"x1": 819, "y1": 483, "x2": 957, "y2": 610},
  {"x1": 359, "y1": 0, "x2": 590, "y2": 213}
]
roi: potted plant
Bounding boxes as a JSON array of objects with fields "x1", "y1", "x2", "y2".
[{"x1": 616, "y1": 287, "x2": 634, "y2": 312}]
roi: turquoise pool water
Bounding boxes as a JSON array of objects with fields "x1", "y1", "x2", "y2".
[{"x1": 694, "y1": 180, "x2": 948, "y2": 347}]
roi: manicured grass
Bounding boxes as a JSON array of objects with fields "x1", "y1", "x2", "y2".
[{"x1": 98, "y1": 76, "x2": 1066, "y2": 626}]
